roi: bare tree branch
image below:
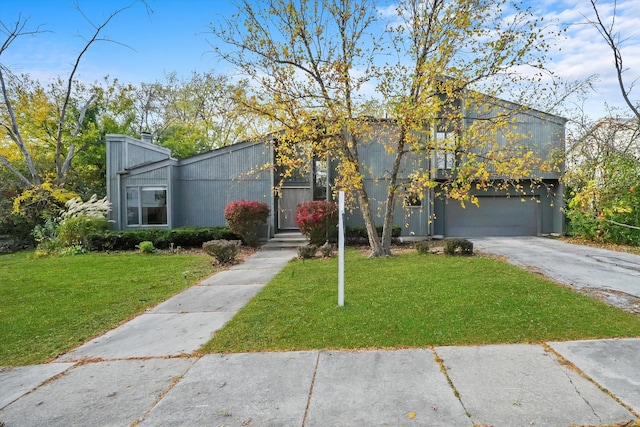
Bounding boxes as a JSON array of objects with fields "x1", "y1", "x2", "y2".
[
  {"x1": 55, "y1": 2, "x2": 136, "y2": 185},
  {"x1": 0, "y1": 16, "x2": 43, "y2": 186},
  {"x1": 589, "y1": 0, "x2": 640, "y2": 119}
]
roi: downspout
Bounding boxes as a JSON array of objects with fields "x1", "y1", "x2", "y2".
[
  {"x1": 269, "y1": 140, "x2": 275, "y2": 238},
  {"x1": 116, "y1": 172, "x2": 123, "y2": 230},
  {"x1": 167, "y1": 162, "x2": 173, "y2": 229}
]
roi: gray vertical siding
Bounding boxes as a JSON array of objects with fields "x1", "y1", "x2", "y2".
[
  {"x1": 106, "y1": 99, "x2": 566, "y2": 238},
  {"x1": 174, "y1": 141, "x2": 274, "y2": 232},
  {"x1": 105, "y1": 134, "x2": 172, "y2": 230}
]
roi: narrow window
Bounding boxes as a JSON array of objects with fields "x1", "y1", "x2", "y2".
[
  {"x1": 126, "y1": 187, "x2": 140, "y2": 226},
  {"x1": 314, "y1": 159, "x2": 328, "y2": 200}
]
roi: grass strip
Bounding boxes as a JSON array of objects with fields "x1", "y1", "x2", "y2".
[
  {"x1": 0, "y1": 251, "x2": 214, "y2": 366},
  {"x1": 203, "y1": 250, "x2": 640, "y2": 353}
]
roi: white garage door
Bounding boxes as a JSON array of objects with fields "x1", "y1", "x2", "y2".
[{"x1": 445, "y1": 196, "x2": 540, "y2": 237}]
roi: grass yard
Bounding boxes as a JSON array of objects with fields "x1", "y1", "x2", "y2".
[
  {"x1": 0, "y1": 251, "x2": 214, "y2": 366},
  {"x1": 203, "y1": 249, "x2": 640, "y2": 353}
]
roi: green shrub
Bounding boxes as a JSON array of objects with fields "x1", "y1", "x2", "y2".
[
  {"x1": 345, "y1": 225, "x2": 402, "y2": 243},
  {"x1": 32, "y1": 218, "x2": 62, "y2": 257},
  {"x1": 224, "y1": 200, "x2": 270, "y2": 246},
  {"x1": 318, "y1": 241, "x2": 333, "y2": 257},
  {"x1": 87, "y1": 227, "x2": 235, "y2": 251},
  {"x1": 137, "y1": 241, "x2": 155, "y2": 253},
  {"x1": 58, "y1": 215, "x2": 108, "y2": 248},
  {"x1": 203, "y1": 239, "x2": 241, "y2": 263},
  {"x1": 297, "y1": 244, "x2": 318, "y2": 259},
  {"x1": 414, "y1": 240, "x2": 432, "y2": 254},
  {"x1": 295, "y1": 200, "x2": 338, "y2": 245},
  {"x1": 58, "y1": 244, "x2": 88, "y2": 256},
  {"x1": 444, "y1": 238, "x2": 473, "y2": 256}
]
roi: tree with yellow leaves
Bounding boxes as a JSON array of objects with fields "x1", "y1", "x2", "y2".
[
  {"x1": 0, "y1": 5, "x2": 142, "y2": 244},
  {"x1": 211, "y1": 0, "x2": 563, "y2": 256}
]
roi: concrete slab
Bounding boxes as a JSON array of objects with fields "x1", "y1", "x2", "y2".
[
  {"x1": 306, "y1": 349, "x2": 471, "y2": 426},
  {"x1": 436, "y1": 344, "x2": 635, "y2": 426},
  {"x1": 57, "y1": 312, "x2": 233, "y2": 361},
  {"x1": 0, "y1": 358, "x2": 195, "y2": 427},
  {"x1": 200, "y1": 267, "x2": 282, "y2": 286},
  {"x1": 229, "y1": 256, "x2": 292, "y2": 270},
  {"x1": 550, "y1": 338, "x2": 640, "y2": 413},
  {"x1": 0, "y1": 363, "x2": 75, "y2": 409},
  {"x1": 139, "y1": 351, "x2": 317, "y2": 426},
  {"x1": 230, "y1": 249, "x2": 297, "y2": 268},
  {"x1": 250, "y1": 249, "x2": 298, "y2": 258},
  {"x1": 149, "y1": 284, "x2": 263, "y2": 313}
]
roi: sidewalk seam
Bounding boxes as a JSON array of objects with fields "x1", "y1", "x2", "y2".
[
  {"x1": 542, "y1": 343, "x2": 640, "y2": 419},
  {"x1": 432, "y1": 348, "x2": 473, "y2": 422},
  {"x1": 129, "y1": 357, "x2": 200, "y2": 426},
  {"x1": 301, "y1": 351, "x2": 321, "y2": 427}
]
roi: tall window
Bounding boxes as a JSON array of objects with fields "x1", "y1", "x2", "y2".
[
  {"x1": 314, "y1": 159, "x2": 328, "y2": 200},
  {"x1": 126, "y1": 186, "x2": 167, "y2": 226},
  {"x1": 435, "y1": 131, "x2": 455, "y2": 170}
]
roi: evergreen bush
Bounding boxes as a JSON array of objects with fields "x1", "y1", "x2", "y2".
[
  {"x1": 297, "y1": 244, "x2": 318, "y2": 259},
  {"x1": 443, "y1": 238, "x2": 473, "y2": 255},
  {"x1": 414, "y1": 240, "x2": 432, "y2": 254},
  {"x1": 203, "y1": 239, "x2": 241, "y2": 263}
]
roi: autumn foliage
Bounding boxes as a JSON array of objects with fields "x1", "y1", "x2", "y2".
[
  {"x1": 295, "y1": 200, "x2": 338, "y2": 245},
  {"x1": 224, "y1": 200, "x2": 269, "y2": 246}
]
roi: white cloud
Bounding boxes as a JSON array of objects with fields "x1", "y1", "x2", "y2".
[{"x1": 524, "y1": 0, "x2": 640, "y2": 118}]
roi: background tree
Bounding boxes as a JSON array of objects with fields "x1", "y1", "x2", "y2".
[
  {"x1": 211, "y1": 0, "x2": 562, "y2": 256},
  {"x1": 130, "y1": 71, "x2": 260, "y2": 158},
  {"x1": 0, "y1": 5, "x2": 135, "y2": 189},
  {"x1": 563, "y1": 0, "x2": 640, "y2": 245},
  {"x1": 0, "y1": 5, "x2": 137, "y2": 243}
]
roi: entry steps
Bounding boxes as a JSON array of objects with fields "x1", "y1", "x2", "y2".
[{"x1": 261, "y1": 232, "x2": 308, "y2": 250}]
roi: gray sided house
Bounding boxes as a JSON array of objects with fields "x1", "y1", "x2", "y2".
[{"x1": 106, "y1": 102, "x2": 566, "y2": 239}]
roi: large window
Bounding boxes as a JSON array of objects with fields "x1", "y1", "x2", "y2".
[{"x1": 126, "y1": 186, "x2": 167, "y2": 226}]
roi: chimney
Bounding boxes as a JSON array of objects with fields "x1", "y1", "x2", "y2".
[{"x1": 140, "y1": 132, "x2": 153, "y2": 144}]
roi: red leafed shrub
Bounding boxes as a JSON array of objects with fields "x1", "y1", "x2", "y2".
[
  {"x1": 295, "y1": 200, "x2": 338, "y2": 245},
  {"x1": 224, "y1": 200, "x2": 270, "y2": 246}
]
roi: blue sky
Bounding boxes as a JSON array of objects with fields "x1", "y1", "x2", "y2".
[{"x1": 1, "y1": 0, "x2": 639, "y2": 119}]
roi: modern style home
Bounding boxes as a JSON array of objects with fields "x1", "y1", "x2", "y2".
[{"x1": 105, "y1": 99, "x2": 566, "y2": 239}]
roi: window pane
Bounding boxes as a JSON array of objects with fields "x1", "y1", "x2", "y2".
[
  {"x1": 141, "y1": 189, "x2": 167, "y2": 225},
  {"x1": 314, "y1": 159, "x2": 328, "y2": 200},
  {"x1": 126, "y1": 187, "x2": 139, "y2": 225}
]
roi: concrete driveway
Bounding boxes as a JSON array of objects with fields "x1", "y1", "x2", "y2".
[{"x1": 471, "y1": 237, "x2": 640, "y2": 312}]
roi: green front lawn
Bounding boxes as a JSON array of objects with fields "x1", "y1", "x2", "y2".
[
  {"x1": 203, "y1": 249, "x2": 640, "y2": 353},
  {"x1": 0, "y1": 251, "x2": 214, "y2": 366}
]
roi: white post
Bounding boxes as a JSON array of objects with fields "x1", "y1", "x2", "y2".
[{"x1": 338, "y1": 191, "x2": 345, "y2": 307}]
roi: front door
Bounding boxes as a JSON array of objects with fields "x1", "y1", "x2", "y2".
[
  {"x1": 403, "y1": 189, "x2": 429, "y2": 237},
  {"x1": 278, "y1": 187, "x2": 312, "y2": 230}
]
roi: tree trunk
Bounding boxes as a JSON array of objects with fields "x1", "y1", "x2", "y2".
[
  {"x1": 356, "y1": 186, "x2": 385, "y2": 257},
  {"x1": 380, "y1": 127, "x2": 407, "y2": 255}
]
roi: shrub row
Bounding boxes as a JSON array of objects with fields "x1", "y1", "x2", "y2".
[
  {"x1": 345, "y1": 225, "x2": 401, "y2": 243},
  {"x1": 87, "y1": 227, "x2": 237, "y2": 251}
]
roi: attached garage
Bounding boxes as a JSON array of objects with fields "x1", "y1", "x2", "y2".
[{"x1": 444, "y1": 196, "x2": 540, "y2": 237}]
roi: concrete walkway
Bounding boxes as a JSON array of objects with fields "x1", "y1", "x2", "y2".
[{"x1": 2, "y1": 244, "x2": 640, "y2": 426}]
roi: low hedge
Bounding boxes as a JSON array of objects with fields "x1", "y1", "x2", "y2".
[
  {"x1": 345, "y1": 225, "x2": 401, "y2": 243},
  {"x1": 87, "y1": 227, "x2": 238, "y2": 251}
]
